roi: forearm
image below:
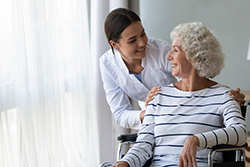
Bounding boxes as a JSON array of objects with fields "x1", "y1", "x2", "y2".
[
  {"x1": 121, "y1": 127, "x2": 154, "y2": 166},
  {"x1": 104, "y1": 85, "x2": 142, "y2": 128},
  {"x1": 113, "y1": 109, "x2": 142, "y2": 129},
  {"x1": 195, "y1": 113, "x2": 247, "y2": 149},
  {"x1": 196, "y1": 124, "x2": 246, "y2": 149},
  {"x1": 121, "y1": 106, "x2": 156, "y2": 166}
]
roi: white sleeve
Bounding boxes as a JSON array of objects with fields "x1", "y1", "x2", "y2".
[
  {"x1": 138, "y1": 100, "x2": 146, "y2": 111},
  {"x1": 99, "y1": 58, "x2": 142, "y2": 129}
]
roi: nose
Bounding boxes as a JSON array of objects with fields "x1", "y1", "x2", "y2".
[
  {"x1": 138, "y1": 36, "x2": 147, "y2": 47},
  {"x1": 166, "y1": 51, "x2": 172, "y2": 60}
]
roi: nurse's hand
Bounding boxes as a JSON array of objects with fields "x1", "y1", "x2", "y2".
[
  {"x1": 178, "y1": 136, "x2": 199, "y2": 167},
  {"x1": 145, "y1": 86, "x2": 161, "y2": 107},
  {"x1": 228, "y1": 88, "x2": 245, "y2": 106},
  {"x1": 111, "y1": 161, "x2": 129, "y2": 167},
  {"x1": 140, "y1": 110, "x2": 146, "y2": 123}
]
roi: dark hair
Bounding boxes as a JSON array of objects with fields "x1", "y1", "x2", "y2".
[{"x1": 104, "y1": 8, "x2": 141, "y2": 54}]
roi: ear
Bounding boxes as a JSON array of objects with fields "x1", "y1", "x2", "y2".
[{"x1": 109, "y1": 40, "x2": 119, "y2": 50}]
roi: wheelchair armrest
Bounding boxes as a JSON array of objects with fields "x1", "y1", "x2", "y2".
[
  {"x1": 209, "y1": 143, "x2": 248, "y2": 166},
  {"x1": 211, "y1": 143, "x2": 248, "y2": 151},
  {"x1": 117, "y1": 133, "x2": 137, "y2": 142}
]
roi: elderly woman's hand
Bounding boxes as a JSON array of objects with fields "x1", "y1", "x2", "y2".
[
  {"x1": 228, "y1": 88, "x2": 245, "y2": 106},
  {"x1": 178, "y1": 136, "x2": 199, "y2": 167},
  {"x1": 111, "y1": 161, "x2": 129, "y2": 167},
  {"x1": 145, "y1": 86, "x2": 161, "y2": 107}
]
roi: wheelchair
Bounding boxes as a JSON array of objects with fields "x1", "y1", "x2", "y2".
[{"x1": 100, "y1": 103, "x2": 249, "y2": 167}]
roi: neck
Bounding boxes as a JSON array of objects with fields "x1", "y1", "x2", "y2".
[
  {"x1": 123, "y1": 58, "x2": 143, "y2": 74},
  {"x1": 175, "y1": 76, "x2": 217, "y2": 92}
]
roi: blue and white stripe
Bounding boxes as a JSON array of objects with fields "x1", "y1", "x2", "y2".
[{"x1": 121, "y1": 83, "x2": 247, "y2": 167}]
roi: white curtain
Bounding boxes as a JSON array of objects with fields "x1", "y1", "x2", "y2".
[{"x1": 0, "y1": 0, "x2": 99, "y2": 166}]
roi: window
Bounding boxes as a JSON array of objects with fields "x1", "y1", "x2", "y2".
[{"x1": 0, "y1": 0, "x2": 99, "y2": 166}]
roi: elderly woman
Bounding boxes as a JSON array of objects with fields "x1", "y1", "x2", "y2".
[{"x1": 111, "y1": 22, "x2": 247, "y2": 167}]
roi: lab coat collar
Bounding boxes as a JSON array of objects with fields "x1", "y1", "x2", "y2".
[
  {"x1": 113, "y1": 49, "x2": 129, "y2": 74},
  {"x1": 112, "y1": 49, "x2": 149, "y2": 93}
]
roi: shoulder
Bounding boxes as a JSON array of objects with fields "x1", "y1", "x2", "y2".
[
  {"x1": 99, "y1": 49, "x2": 116, "y2": 74},
  {"x1": 157, "y1": 84, "x2": 177, "y2": 97},
  {"x1": 99, "y1": 49, "x2": 114, "y2": 63},
  {"x1": 146, "y1": 37, "x2": 171, "y2": 60},
  {"x1": 212, "y1": 84, "x2": 241, "y2": 113},
  {"x1": 207, "y1": 83, "x2": 236, "y2": 103},
  {"x1": 147, "y1": 37, "x2": 171, "y2": 49},
  {"x1": 161, "y1": 83, "x2": 176, "y2": 91},
  {"x1": 99, "y1": 49, "x2": 122, "y2": 76},
  {"x1": 99, "y1": 49, "x2": 121, "y2": 70},
  {"x1": 146, "y1": 37, "x2": 171, "y2": 62},
  {"x1": 149, "y1": 84, "x2": 176, "y2": 105},
  {"x1": 208, "y1": 83, "x2": 231, "y2": 93}
]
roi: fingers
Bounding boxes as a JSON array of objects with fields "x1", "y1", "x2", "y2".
[
  {"x1": 190, "y1": 155, "x2": 197, "y2": 167},
  {"x1": 149, "y1": 86, "x2": 161, "y2": 97},
  {"x1": 178, "y1": 157, "x2": 183, "y2": 167},
  {"x1": 145, "y1": 86, "x2": 161, "y2": 107},
  {"x1": 178, "y1": 136, "x2": 199, "y2": 167},
  {"x1": 235, "y1": 88, "x2": 241, "y2": 92},
  {"x1": 178, "y1": 154, "x2": 197, "y2": 167},
  {"x1": 228, "y1": 88, "x2": 246, "y2": 106},
  {"x1": 111, "y1": 161, "x2": 129, "y2": 167},
  {"x1": 187, "y1": 156, "x2": 192, "y2": 167}
]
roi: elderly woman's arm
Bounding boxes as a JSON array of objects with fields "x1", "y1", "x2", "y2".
[
  {"x1": 112, "y1": 99, "x2": 157, "y2": 167},
  {"x1": 195, "y1": 103, "x2": 247, "y2": 149},
  {"x1": 178, "y1": 136, "x2": 199, "y2": 167},
  {"x1": 178, "y1": 98, "x2": 247, "y2": 167}
]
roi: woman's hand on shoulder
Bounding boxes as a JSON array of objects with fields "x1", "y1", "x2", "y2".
[
  {"x1": 145, "y1": 86, "x2": 161, "y2": 107},
  {"x1": 228, "y1": 88, "x2": 245, "y2": 106},
  {"x1": 111, "y1": 161, "x2": 129, "y2": 167},
  {"x1": 140, "y1": 110, "x2": 146, "y2": 123},
  {"x1": 142, "y1": 86, "x2": 160, "y2": 122}
]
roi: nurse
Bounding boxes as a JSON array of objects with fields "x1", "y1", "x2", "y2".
[{"x1": 99, "y1": 8, "x2": 245, "y2": 129}]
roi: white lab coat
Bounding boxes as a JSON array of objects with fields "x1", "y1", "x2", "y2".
[{"x1": 99, "y1": 37, "x2": 177, "y2": 129}]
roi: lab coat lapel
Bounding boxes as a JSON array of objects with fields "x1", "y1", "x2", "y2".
[{"x1": 113, "y1": 49, "x2": 149, "y2": 101}]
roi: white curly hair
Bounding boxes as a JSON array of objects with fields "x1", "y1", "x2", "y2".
[{"x1": 170, "y1": 22, "x2": 225, "y2": 78}]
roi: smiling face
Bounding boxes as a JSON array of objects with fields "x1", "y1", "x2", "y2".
[
  {"x1": 166, "y1": 40, "x2": 194, "y2": 79},
  {"x1": 110, "y1": 21, "x2": 148, "y2": 64}
]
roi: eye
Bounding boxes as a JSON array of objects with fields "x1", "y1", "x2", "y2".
[
  {"x1": 128, "y1": 39, "x2": 136, "y2": 43},
  {"x1": 141, "y1": 32, "x2": 146, "y2": 37}
]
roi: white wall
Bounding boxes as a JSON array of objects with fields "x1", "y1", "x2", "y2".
[
  {"x1": 140, "y1": 0, "x2": 250, "y2": 131},
  {"x1": 140, "y1": 0, "x2": 250, "y2": 91}
]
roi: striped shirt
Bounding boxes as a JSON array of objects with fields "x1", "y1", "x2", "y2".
[{"x1": 122, "y1": 83, "x2": 247, "y2": 167}]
